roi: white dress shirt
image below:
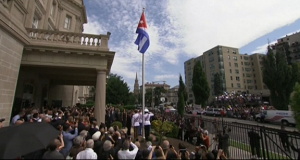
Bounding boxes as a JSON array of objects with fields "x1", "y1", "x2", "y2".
[
  {"x1": 76, "y1": 148, "x2": 97, "y2": 159},
  {"x1": 118, "y1": 142, "x2": 139, "y2": 159},
  {"x1": 144, "y1": 112, "x2": 154, "y2": 125},
  {"x1": 132, "y1": 113, "x2": 140, "y2": 127}
]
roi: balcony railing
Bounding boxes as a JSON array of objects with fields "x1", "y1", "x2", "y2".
[{"x1": 26, "y1": 28, "x2": 110, "y2": 48}]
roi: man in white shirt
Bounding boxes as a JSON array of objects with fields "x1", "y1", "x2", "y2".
[
  {"x1": 139, "y1": 110, "x2": 143, "y2": 136},
  {"x1": 76, "y1": 139, "x2": 97, "y2": 159},
  {"x1": 143, "y1": 109, "x2": 154, "y2": 140},
  {"x1": 131, "y1": 110, "x2": 140, "y2": 140},
  {"x1": 118, "y1": 139, "x2": 138, "y2": 159}
]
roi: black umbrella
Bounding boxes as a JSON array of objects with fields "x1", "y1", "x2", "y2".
[{"x1": 0, "y1": 122, "x2": 59, "y2": 159}]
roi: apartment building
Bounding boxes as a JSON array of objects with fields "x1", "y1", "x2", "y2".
[
  {"x1": 184, "y1": 45, "x2": 270, "y2": 104},
  {"x1": 271, "y1": 32, "x2": 300, "y2": 64}
]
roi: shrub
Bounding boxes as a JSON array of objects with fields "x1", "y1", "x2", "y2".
[
  {"x1": 123, "y1": 105, "x2": 136, "y2": 110},
  {"x1": 165, "y1": 122, "x2": 179, "y2": 138},
  {"x1": 111, "y1": 121, "x2": 122, "y2": 129}
]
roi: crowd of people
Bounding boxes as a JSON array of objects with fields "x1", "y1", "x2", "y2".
[{"x1": 0, "y1": 105, "x2": 235, "y2": 160}]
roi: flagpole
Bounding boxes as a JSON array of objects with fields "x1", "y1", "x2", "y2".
[{"x1": 142, "y1": 7, "x2": 146, "y2": 140}]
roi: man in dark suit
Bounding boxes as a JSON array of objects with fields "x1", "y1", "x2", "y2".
[
  {"x1": 278, "y1": 125, "x2": 290, "y2": 152},
  {"x1": 248, "y1": 128, "x2": 261, "y2": 158},
  {"x1": 105, "y1": 110, "x2": 112, "y2": 128},
  {"x1": 42, "y1": 139, "x2": 64, "y2": 159}
]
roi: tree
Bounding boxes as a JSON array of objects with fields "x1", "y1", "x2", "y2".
[
  {"x1": 106, "y1": 73, "x2": 131, "y2": 105},
  {"x1": 154, "y1": 87, "x2": 166, "y2": 106},
  {"x1": 145, "y1": 88, "x2": 153, "y2": 106},
  {"x1": 262, "y1": 46, "x2": 299, "y2": 110},
  {"x1": 177, "y1": 92, "x2": 185, "y2": 117},
  {"x1": 291, "y1": 83, "x2": 300, "y2": 131},
  {"x1": 214, "y1": 73, "x2": 222, "y2": 96},
  {"x1": 192, "y1": 61, "x2": 210, "y2": 107},
  {"x1": 178, "y1": 74, "x2": 188, "y2": 102}
]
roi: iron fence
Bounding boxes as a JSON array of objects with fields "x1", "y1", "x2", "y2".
[{"x1": 183, "y1": 115, "x2": 300, "y2": 159}]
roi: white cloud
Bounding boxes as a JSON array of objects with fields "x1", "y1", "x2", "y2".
[
  {"x1": 251, "y1": 41, "x2": 276, "y2": 54},
  {"x1": 83, "y1": 0, "x2": 300, "y2": 90},
  {"x1": 251, "y1": 29, "x2": 300, "y2": 53},
  {"x1": 154, "y1": 74, "x2": 178, "y2": 81},
  {"x1": 166, "y1": 0, "x2": 300, "y2": 57}
]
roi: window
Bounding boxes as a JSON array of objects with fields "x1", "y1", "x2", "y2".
[
  {"x1": 240, "y1": 56, "x2": 243, "y2": 59},
  {"x1": 64, "y1": 15, "x2": 71, "y2": 29},
  {"x1": 231, "y1": 83, "x2": 233, "y2": 87},
  {"x1": 228, "y1": 55, "x2": 230, "y2": 60},
  {"x1": 230, "y1": 69, "x2": 232, "y2": 73},
  {"x1": 244, "y1": 56, "x2": 249, "y2": 60},
  {"x1": 234, "y1": 63, "x2": 238, "y2": 67},
  {"x1": 237, "y1": 83, "x2": 241, "y2": 88},
  {"x1": 50, "y1": 3, "x2": 55, "y2": 16},
  {"x1": 230, "y1": 76, "x2": 233, "y2": 80},
  {"x1": 247, "y1": 80, "x2": 252, "y2": 84},
  {"x1": 229, "y1": 62, "x2": 231, "y2": 66},
  {"x1": 246, "y1": 73, "x2": 252, "y2": 77},
  {"x1": 32, "y1": 16, "x2": 39, "y2": 29},
  {"x1": 235, "y1": 69, "x2": 239, "y2": 74},
  {"x1": 245, "y1": 68, "x2": 251, "y2": 72},
  {"x1": 244, "y1": 62, "x2": 250, "y2": 66},
  {"x1": 241, "y1": 62, "x2": 243, "y2": 65},
  {"x1": 236, "y1": 76, "x2": 240, "y2": 81},
  {"x1": 248, "y1": 86, "x2": 253, "y2": 89},
  {"x1": 233, "y1": 56, "x2": 237, "y2": 61}
]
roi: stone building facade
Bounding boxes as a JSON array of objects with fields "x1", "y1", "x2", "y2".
[{"x1": 0, "y1": 0, "x2": 115, "y2": 126}]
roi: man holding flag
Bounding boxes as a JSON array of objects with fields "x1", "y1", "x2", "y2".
[{"x1": 135, "y1": 8, "x2": 149, "y2": 140}]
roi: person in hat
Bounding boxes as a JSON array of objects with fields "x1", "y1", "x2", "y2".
[{"x1": 143, "y1": 109, "x2": 154, "y2": 141}]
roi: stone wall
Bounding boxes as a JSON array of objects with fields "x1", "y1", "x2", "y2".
[{"x1": 0, "y1": 28, "x2": 24, "y2": 126}]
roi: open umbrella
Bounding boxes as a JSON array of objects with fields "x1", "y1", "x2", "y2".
[{"x1": 0, "y1": 122, "x2": 59, "y2": 159}]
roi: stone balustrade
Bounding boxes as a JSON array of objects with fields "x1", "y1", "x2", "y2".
[{"x1": 25, "y1": 28, "x2": 110, "y2": 48}]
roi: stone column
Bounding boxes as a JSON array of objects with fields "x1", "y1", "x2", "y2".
[{"x1": 94, "y1": 70, "x2": 106, "y2": 124}]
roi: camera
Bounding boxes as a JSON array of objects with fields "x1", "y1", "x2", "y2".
[
  {"x1": 179, "y1": 149, "x2": 186, "y2": 153},
  {"x1": 0, "y1": 118, "x2": 5, "y2": 123}
]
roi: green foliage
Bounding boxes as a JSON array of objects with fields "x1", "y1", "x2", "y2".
[
  {"x1": 177, "y1": 92, "x2": 185, "y2": 117},
  {"x1": 127, "y1": 93, "x2": 136, "y2": 105},
  {"x1": 214, "y1": 73, "x2": 222, "y2": 96},
  {"x1": 151, "y1": 120, "x2": 173, "y2": 134},
  {"x1": 145, "y1": 88, "x2": 153, "y2": 105},
  {"x1": 178, "y1": 74, "x2": 188, "y2": 102},
  {"x1": 106, "y1": 73, "x2": 131, "y2": 105},
  {"x1": 123, "y1": 105, "x2": 136, "y2": 110},
  {"x1": 165, "y1": 122, "x2": 179, "y2": 138},
  {"x1": 262, "y1": 47, "x2": 299, "y2": 110},
  {"x1": 154, "y1": 87, "x2": 166, "y2": 106},
  {"x1": 192, "y1": 61, "x2": 210, "y2": 106},
  {"x1": 111, "y1": 121, "x2": 123, "y2": 129},
  {"x1": 291, "y1": 83, "x2": 300, "y2": 131}
]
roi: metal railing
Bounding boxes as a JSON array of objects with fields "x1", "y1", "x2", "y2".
[{"x1": 183, "y1": 115, "x2": 300, "y2": 159}]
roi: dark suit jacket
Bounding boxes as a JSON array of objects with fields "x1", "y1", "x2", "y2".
[
  {"x1": 248, "y1": 131, "x2": 261, "y2": 145},
  {"x1": 42, "y1": 150, "x2": 64, "y2": 159}
]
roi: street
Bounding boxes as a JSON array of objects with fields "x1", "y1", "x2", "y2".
[
  {"x1": 185, "y1": 113, "x2": 297, "y2": 132},
  {"x1": 185, "y1": 113, "x2": 300, "y2": 159}
]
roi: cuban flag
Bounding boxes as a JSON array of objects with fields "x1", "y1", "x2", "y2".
[{"x1": 134, "y1": 10, "x2": 150, "y2": 54}]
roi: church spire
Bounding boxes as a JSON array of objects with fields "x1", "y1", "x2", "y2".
[{"x1": 135, "y1": 72, "x2": 138, "y2": 81}]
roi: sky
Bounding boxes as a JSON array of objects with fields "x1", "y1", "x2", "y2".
[{"x1": 83, "y1": 0, "x2": 300, "y2": 91}]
